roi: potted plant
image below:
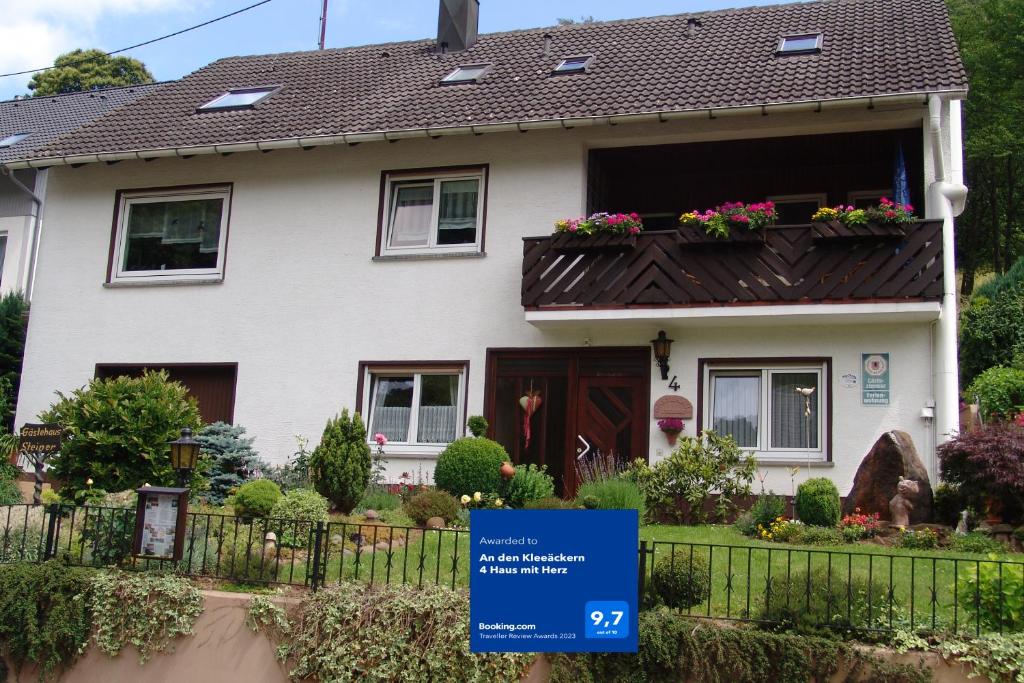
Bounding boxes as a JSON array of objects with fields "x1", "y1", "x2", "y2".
[
  {"x1": 678, "y1": 201, "x2": 776, "y2": 244},
  {"x1": 810, "y1": 199, "x2": 917, "y2": 239},
  {"x1": 552, "y1": 212, "x2": 643, "y2": 251},
  {"x1": 657, "y1": 417, "x2": 684, "y2": 446}
]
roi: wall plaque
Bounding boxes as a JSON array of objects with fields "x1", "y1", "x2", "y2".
[{"x1": 652, "y1": 395, "x2": 693, "y2": 420}]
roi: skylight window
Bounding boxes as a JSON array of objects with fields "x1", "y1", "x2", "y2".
[
  {"x1": 0, "y1": 132, "x2": 31, "y2": 148},
  {"x1": 552, "y1": 55, "x2": 594, "y2": 74},
  {"x1": 777, "y1": 34, "x2": 823, "y2": 55},
  {"x1": 441, "y1": 63, "x2": 492, "y2": 85},
  {"x1": 198, "y1": 87, "x2": 277, "y2": 111}
]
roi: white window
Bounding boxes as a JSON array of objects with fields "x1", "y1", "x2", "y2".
[
  {"x1": 199, "y1": 87, "x2": 276, "y2": 111},
  {"x1": 381, "y1": 169, "x2": 484, "y2": 256},
  {"x1": 768, "y1": 193, "x2": 827, "y2": 225},
  {"x1": 777, "y1": 34, "x2": 823, "y2": 55},
  {"x1": 363, "y1": 365, "x2": 466, "y2": 455},
  {"x1": 553, "y1": 55, "x2": 594, "y2": 74},
  {"x1": 441, "y1": 63, "x2": 491, "y2": 84},
  {"x1": 111, "y1": 186, "x2": 231, "y2": 284},
  {"x1": 704, "y1": 362, "x2": 827, "y2": 461},
  {"x1": 0, "y1": 132, "x2": 31, "y2": 148}
]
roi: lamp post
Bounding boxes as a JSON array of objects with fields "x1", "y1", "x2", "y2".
[
  {"x1": 169, "y1": 427, "x2": 200, "y2": 488},
  {"x1": 650, "y1": 330, "x2": 674, "y2": 381}
]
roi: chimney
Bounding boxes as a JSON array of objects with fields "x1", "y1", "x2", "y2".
[
  {"x1": 686, "y1": 18, "x2": 702, "y2": 38},
  {"x1": 437, "y1": 0, "x2": 479, "y2": 53},
  {"x1": 543, "y1": 33, "x2": 552, "y2": 57}
]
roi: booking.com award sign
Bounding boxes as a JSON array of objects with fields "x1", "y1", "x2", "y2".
[{"x1": 469, "y1": 509, "x2": 638, "y2": 653}]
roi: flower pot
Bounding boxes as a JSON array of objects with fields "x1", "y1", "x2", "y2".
[
  {"x1": 677, "y1": 224, "x2": 765, "y2": 247},
  {"x1": 985, "y1": 497, "x2": 1004, "y2": 525},
  {"x1": 662, "y1": 430, "x2": 681, "y2": 446}
]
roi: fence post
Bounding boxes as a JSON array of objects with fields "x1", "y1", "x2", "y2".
[
  {"x1": 638, "y1": 540, "x2": 649, "y2": 605},
  {"x1": 42, "y1": 503, "x2": 60, "y2": 561},
  {"x1": 310, "y1": 521, "x2": 325, "y2": 592}
]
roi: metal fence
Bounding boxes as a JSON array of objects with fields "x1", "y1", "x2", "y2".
[{"x1": 4, "y1": 504, "x2": 1023, "y2": 636}]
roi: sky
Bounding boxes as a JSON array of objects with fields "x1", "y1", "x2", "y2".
[{"x1": 0, "y1": 0, "x2": 779, "y2": 101}]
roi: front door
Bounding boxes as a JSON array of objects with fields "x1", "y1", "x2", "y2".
[{"x1": 486, "y1": 348, "x2": 649, "y2": 497}]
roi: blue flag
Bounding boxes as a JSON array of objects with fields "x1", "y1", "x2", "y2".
[{"x1": 893, "y1": 143, "x2": 910, "y2": 206}]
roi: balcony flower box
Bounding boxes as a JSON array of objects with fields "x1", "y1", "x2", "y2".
[
  {"x1": 677, "y1": 224, "x2": 765, "y2": 246},
  {"x1": 811, "y1": 220, "x2": 908, "y2": 241},
  {"x1": 551, "y1": 232, "x2": 638, "y2": 252}
]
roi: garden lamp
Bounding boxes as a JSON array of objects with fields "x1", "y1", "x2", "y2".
[
  {"x1": 169, "y1": 427, "x2": 200, "y2": 487},
  {"x1": 650, "y1": 331, "x2": 674, "y2": 380}
]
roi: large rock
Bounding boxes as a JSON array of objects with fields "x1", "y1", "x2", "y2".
[{"x1": 843, "y1": 430, "x2": 933, "y2": 524}]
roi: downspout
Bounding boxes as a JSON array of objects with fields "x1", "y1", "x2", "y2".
[
  {"x1": 926, "y1": 95, "x2": 968, "y2": 453},
  {"x1": 0, "y1": 166, "x2": 44, "y2": 302}
]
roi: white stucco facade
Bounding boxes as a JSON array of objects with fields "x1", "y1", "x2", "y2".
[{"x1": 14, "y1": 101, "x2": 961, "y2": 495}]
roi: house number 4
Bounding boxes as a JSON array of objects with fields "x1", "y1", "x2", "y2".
[{"x1": 667, "y1": 376, "x2": 680, "y2": 392}]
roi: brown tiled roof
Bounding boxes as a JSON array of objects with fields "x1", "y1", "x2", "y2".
[
  {"x1": 0, "y1": 84, "x2": 164, "y2": 162},
  {"x1": 26, "y1": 0, "x2": 965, "y2": 161}
]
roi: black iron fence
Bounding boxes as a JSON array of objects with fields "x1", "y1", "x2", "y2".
[{"x1": 3, "y1": 504, "x2": 1023, "y2": 636}]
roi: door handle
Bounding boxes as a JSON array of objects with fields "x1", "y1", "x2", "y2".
[{"x1": 576, "y1": 434, "x2": 591, "y2": 460}]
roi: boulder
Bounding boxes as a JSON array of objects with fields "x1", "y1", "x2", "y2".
[
  {"x1": 364, "y1": 509, "x2": 379, "y2": 521},
  {"x1": 425, "y1": 516, "x2": 445, "y2": 529},
  {"x1": 843, "y1": 430, "x2": 933, "y2": 524}
]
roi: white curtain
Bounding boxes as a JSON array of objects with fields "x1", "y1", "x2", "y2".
[
  {"x1": 417, "y1": 374, "x2": 459, "y2": 443},
  {"x1": 370, "y1": 376, "x2": 413, "y2": 441},
  {"x1": 437, "y1": 180, "x2": 478, "y2": 233},
  {"x1": 771, "y1": 372, "x2": 818, "y2": 448},
  {"x1": 712, "y1": 374, "x2": 760, "y2": 447},
  {"x1": 390, "y1": 185, "x2": 433, "y2": 247}
]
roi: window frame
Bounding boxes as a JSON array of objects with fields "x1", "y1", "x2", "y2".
[
  {"x1": 847, "y1": 190, "x2": 893, "y2": 209},
  {"x1": 198, "y1": 87, "x2": 279, "y2": 112},
  {"x1": 767, "y1": 193, "x2": 828, "y2": 224},
  {"x1": 552, "y1": 55, "x2": 595, "y2": 75},
  {"x1": 441, "y1": 63, "x2": 492, "y2": 85},
  {"x1": 357, "y1": 361, "x2": 470, "y2": 456},
  {"x1": 376, "y1": 166, "x2": 488, "y2": 257},
  {"x1": 698, "y1": 357, "x2": 831, "y2": 463},
  {"x1": 0, "y1": 132, "x2": 31, "y2": 148},
  {"x1": 108, "y1": 184, "x2": 233, "y2": 285},
  {"x1": 776, "y1": 33, "x2": 823, "y2": 55}
]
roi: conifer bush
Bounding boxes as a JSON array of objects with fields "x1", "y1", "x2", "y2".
[
  {"x1": 196, "y1": 422, "x2": 267, "y2": 504},
  {"x1": 309, "y1": 409, "x2": 371, "y2": 514}
]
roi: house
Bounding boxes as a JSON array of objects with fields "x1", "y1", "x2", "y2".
[
  {"x1": 0, "y1": 84, "x2": 164, "y2": 299},
  {"x1": 4, "y1": 0, "x2": 968, "y2": 497}
]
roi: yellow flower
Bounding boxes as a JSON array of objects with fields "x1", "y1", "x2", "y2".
[
  {"x1": 812, "y1": 206, "x2": 839, "y2": 222},
  {"x1": 495, "y1": 498, "x2": 503, "y2": 507},
  {"x1": 86, "y1": 478, "x2": 94, "y2": 487},
  {"x1": 473, "y1": 492, "x2": 482, "y2": 502},
  {"x1": 460, "y1": 495, "x2": 471, "y2": 505}
]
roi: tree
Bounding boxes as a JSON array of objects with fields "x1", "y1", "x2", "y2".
[
  {"x1": 196, "y1": 422, "x2": 267, "y2": 505},
  {"x1": 308, "y1": 409, "x2": 371, "y2": 514},
  {"x1": 0, "y1": 293, "x2": 27, "y2": 431},
  {"x1": 556, "y1": 15, "x2": 595, "y2": 25},
  {"x1": 28, "y1": 49, "x2": 153, "y2": 97}
]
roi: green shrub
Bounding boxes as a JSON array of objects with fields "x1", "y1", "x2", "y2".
[
  {"x1": 647, "y1": 554, "x2": 710, "y2": 609},
  {"x1": 232, "y1": 479, "x2": 282, "y2": 519},
  {"x1": 309, "y1": 409, "x2": 371, "y2": 514},
  {"x1": 0, "y1": 504, "x2": 46, "y2": 563},
  {"x1": 0, "y1": 461, "x2": 22, "y2": 505},
  {"x1": 196, "y1": 422, "x2": 266, "y2": 505},
  {"x1": 798, "y1": 525, "x2": 844, "y2": 546},
  {"x1": 762, "y1": 566, "x2": 896, "y2": 634},
  {"x1": 733, "y1": 511, "x2": 756, "y2": 536},
  {"x1": 0, "y1": 292, "x2": 28, "y2": 430},
  {"x1": 966, "y1": 366, "x2": 1024, "y2": 421},
  {"x1": 750, "y1": 492, "x2": 787, "y2": 530},
  {"x1": 247, "y1": 582, "x2": 532, "y2": 682},
  {"x1": 0, "y1": 561, "x2": 94, "y2": 679},
  {"x1": 403, "y1": 489, "x2": 460, "y2": 526},
  {"x1": 795, "y1": 478, "x2": 841, "y2": 528},
  {"x1": 41, "y1": 370, "x2": 203, "y2": 498},
  {"x1": 268, "y1": 488, "x2": 330, "y2": 548},
  {"x1": 575, "y1": 478, "x2": 646, "y2": 520},
  {"x1": 950, "y1": 531, "x2": 1007, "y2": 555},
  {"x1": 466, "y1": 415, "x2": 488, "y2": 438},
  {"x1": 503, "y1": 463, "x2": 555, "y2": 508},
  {"x1": 358, "y1": 488, "x2": 401, "y2": 511},
  {"x1": 80, "y1": 505, "x2": 136, "y2": 566},
  {"x1": 523, "y1": 496, "x2": 575, "y2": 510},
  {"x1": 933, "y1": 482, "x2": 967, "y2": 527},
  {"x1": 957, "y1": 554, "x2": 1024, "y2": 632},
  {"x1": 960, "y1": 258, "x2": 1024, "y2": 388},
  {"x1": 433, "y1": 437, "x2": 507, "y2": 498},
  {"x1": 896, "y1": 527, "x2": 939, "y2": 549},
  {"x1": 629, "y1": 432, "x2": 756, "y2": 523}
]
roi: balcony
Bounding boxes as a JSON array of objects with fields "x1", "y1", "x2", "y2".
[{"x1": 521, "y1": 220, "x2": 943, "y2": 321}]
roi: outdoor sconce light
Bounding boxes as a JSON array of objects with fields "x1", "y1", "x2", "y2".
[
  {"x1": 169, "y1": 427, "x2": 201, "y2": 487},
  {"x1": 650, "y1": 330, "x2": 674, "y2": 381}
]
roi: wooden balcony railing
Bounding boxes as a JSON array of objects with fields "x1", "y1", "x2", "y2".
[{"x1": 522, "y1": 220, "x2": 943, "y2": 310}]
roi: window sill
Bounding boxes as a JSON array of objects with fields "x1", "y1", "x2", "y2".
[
  {"x1": 370, "y1": 444, "x2": 448, "y2": 458},
  {"x1": 104, "y1": 277, "x2": 224, "y2": 288},
  {"x1": 373, "y1": 251, "x2": 486, "y2": 262},
  {"x1": 756, "y1": 459, "x2": 833, "y2": 468}
]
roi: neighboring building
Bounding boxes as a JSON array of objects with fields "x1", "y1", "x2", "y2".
[{"x1": 5, "y1": 0, "x2": 968, "y2": 496}]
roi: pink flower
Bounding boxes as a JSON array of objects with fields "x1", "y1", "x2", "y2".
[
  {"x1": 629, "y1": 226, "x2": 640, "y2": 234},
  {"x1": 880, "y1": 197, "x2": 892, "y2": 205},
  {"x1": 1015, "y1": 413, "x2": 1024, "y2": 427},
  {"x1": 374, "y1": 433, "x2": 388, "y2": 446},
  {"x1": 885, "y1": 210, "x2": 897, "y2": 218},
  {"x1": 568, "y1": 224, "x2": 578, "y2": 232}
]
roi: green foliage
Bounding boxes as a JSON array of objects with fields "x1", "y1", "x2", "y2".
[
  {"x1": 248, "y1": 582, "x2": 533, "y2": 682},
  {"x1": 0, "y1": 505, "x2": 46, "y2": 563},
  {"x1": 0, "y1": 561, "x2": 93, "y2": 680},
  {"x1": 797, "y1": 525, "x2": 844, "y2": 546},
  {"x1": 231, "y1": 479, "x2": 282, "y2": 519},
  {"x1": 309, "y1": 409, "x2": 371, "y2": 514},
  {"x1": 0, "y1": 461, "x2": 22, "y2": 505},
  {"x1": 79, "y1": 505, "x2": 136, "y2": 567},
  {"x1": 762, "y1": 566, "x2": 897, "y2": 635},
  {"x1": 733, "y1": 511, "x2": 757, "y2": 536},
  {"x1": 959, "y1": 262, "x2": 1024, "y2": 388},
  {"x1": 575, "y1": 478, "x2": 646, "y2": 521},
  {"x1": 629, "y1": 432, "x2": 757, "y2": 523},
  {"x1": 523, "y1": 496, "x2": 575, "y2": 509},
  {"x1": 268, "y1": 489, "x2": 329, "y2": 548},
  {"x1": 966, "y1": 366, "x2": 1024, "y2": 421},
  {"x1": 28, "y1": 49, "x2": 153, "y2": 96},
  {"x1": 41, "y1": 370, "x2": 203, "y2": 498},
  {"x1": 433, "y1": 437, "x2": 507, "y2": 498},
  {"x1": 196, "y1": 422, "x2": 266, "y2": 505},
  {"x1": 548, "y1": 610, "x2": 930, "y2": 683},
  {"x1": 795, "y1": 478, "x2": 841, "y2": 528},
  {"x1": 89, "y1": 571, "x2": 203, "y2": 663},
  {"x1": 503, "y1": 463, "x2": 555, "y2": 508},
  {"x1": 957, "y1": 554, "x2": 1024, "y2": 632},
  {"x1": 263, "y1": 435, "x2": 312, "y2": 492},
  {"x1": 403, "y1": 489, "x2": 460, "y2": 526},
  {"x1": 950, "y1": 531, "x2": 1007, "y2": 554},
  {"x1": 896, "y1": 528, "x2": 940, "y2": 550},
  {"x1": 933, "y1": 483, "x2": 968, "y2": 527},
  {"x1": 646, "y1": 555, "x2": 710, "y2": 609},
  {"x1": 750, "y1": 492, "x2": 787, "y2": 530},
  {"x1": 0, "y1": 293, "x2": 27, "y2": 431},
  {"x1": 466, "y1": 415, "x2": 488, "y2": 438},
  {"x1": 357, "y1": 488, "x2": 401, "y2": 511},
  {"x1": 940, "y1": 632, "x2": 1024, "y2": 683}
]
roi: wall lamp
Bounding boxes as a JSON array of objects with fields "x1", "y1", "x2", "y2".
[{"x1": 650, "y1": 330, "x2": 674, "y2": 380}]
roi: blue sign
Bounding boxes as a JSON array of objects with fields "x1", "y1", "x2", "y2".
[{"x1": 470, "y1": 509, "x2": 639, "y2": 653}]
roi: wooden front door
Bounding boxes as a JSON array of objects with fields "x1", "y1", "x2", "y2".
[{"x1": 573, "y1": 376, "x2": 646, "y2": 489}]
